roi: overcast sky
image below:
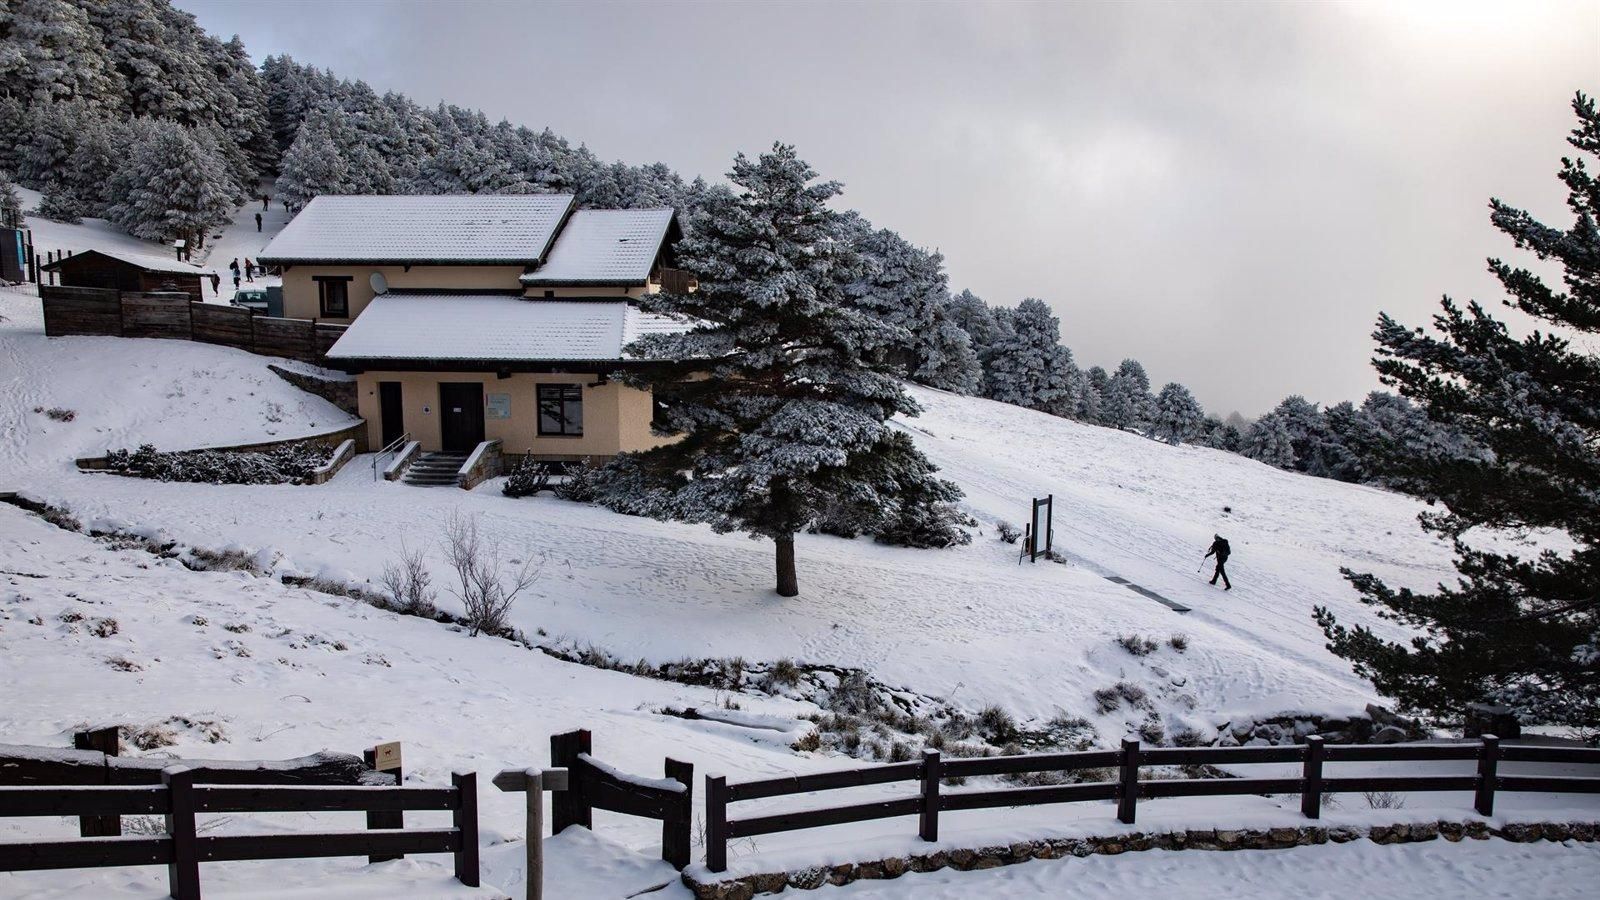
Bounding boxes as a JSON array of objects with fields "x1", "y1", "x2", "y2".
[{"x1": 180, "y1": 0, "x2": 1597, "y2": 415}]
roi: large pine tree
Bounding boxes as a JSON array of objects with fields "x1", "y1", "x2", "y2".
[
  {"x1": 1316, "y1": 93, "x2": 1600, "y2": 737},
  {"x1": 602, "y1": 143, "x2": 968, "y2": 597}
]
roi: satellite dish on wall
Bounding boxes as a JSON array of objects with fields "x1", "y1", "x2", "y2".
[{"x1": 370, "y1": 271, "x2": 389, "y2": 295}]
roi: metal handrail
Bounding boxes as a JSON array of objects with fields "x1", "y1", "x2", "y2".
[{"x1": 371, "y1": 432, "x2": 412, "y2": 481}]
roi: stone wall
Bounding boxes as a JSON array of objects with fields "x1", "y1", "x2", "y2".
[
  {"x1": 268, "y1": 364, "x2": 359, "y2": 417},
  {"x1": 685, "y1": 819, "x2": 1598, "y2": 899}
]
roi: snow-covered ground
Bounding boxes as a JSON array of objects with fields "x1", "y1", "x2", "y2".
[
  {"x1": 804, "y1": 838, "x2": 1600, "y2": 899},
  {"x1": 2, "y1": 208, "x2": 1597, "y2": 895}
]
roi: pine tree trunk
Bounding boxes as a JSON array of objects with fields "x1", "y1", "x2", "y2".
[{"x1": 775, "y1": 534, "x2": 798, "y2": 597}]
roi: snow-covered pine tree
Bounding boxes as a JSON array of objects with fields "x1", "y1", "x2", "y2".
[
  {"x1": 982, "y1": 298, "x2": 1072, "y2": 410},
  {"x1": 1150, "y1": 382, "x2": 1205, "y2": 445},
  {"x1": 15, "y1": 100, "x2": 85, "y2": 187},
  {"x1": 276, "y1": 119, "x2": 350, "y2": 207},
  {"x1": 1266, "y1": 394, "x2": 1341, "y2": 476},
  {"x1": 1197, "y1": 415, "x2": 1244, "y2": 452},
  {"x1": 106, "y1": 119, "x2": 235, "y2": 247},
  {"x1": 59, "y1": 115, "x2": 127, "y2": 217},
  {"x1": 1077, "y1": 365, "x2": 1109, "y2": 424},
  {"x1": 0, "y1": 170, "x2": 20, "y2": 213},
  {"x1": 600, "y1": 143, "x2": 968, "y2": 597},
  {"x1": 844, "y1": 224, "x2": 981, "y2": 394},
  {"x1": 1100, "y1": 358, "x2": 1154, "y2": 432},
  {"x1": 1318, "y1": 93, "x2": 1600, "y2": 734},
  {"x1": 34, "y1": 180, "x2": 84, "y2": 223},
  {"x1": 1241, "y1": 411, "x2": 1296, "y2": 468},
  {"x1": 0, "y1": 0, "x2": 121, "y2": 107}
]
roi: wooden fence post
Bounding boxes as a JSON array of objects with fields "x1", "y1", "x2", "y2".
[
  {"x1": 362, "y1": 744, "x2": 403, "y2": 863},
  {"x1": 453, "y1": 771, "x2": 480, "y2": 887},
  {"x1": 706, "y1": 774, "x2": 728, "y2": 873},
  {"x1": 1300, "y1": 735, "x2": 1324, "y2": 820},
  {"x1": 524, "y1": 769, "x2": 544, "y2": 900},
  {"x1": 163, "y1": 766, "x2": 200, "y2": 900},
  {"x1": 662, "y1": 757, "x2": 693, "y2": 870},
  {"x1": 1475, "y1": 734, "x2": 1499, "y2": 817},
  {"x1": 549, "y1": 729, "x2": 591, "y2": 832},
  {"x1": 919, "y1": 748, "x2": 941, "y2": 842},
  {"x1": 1117, "y1": 737, "x2": 1140, "y2": 825},
  {"x1": 74, "y1": 726, "x2": 120, "y2": 837}
]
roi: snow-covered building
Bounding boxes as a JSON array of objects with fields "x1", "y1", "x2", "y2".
[{"x1": 258, "y1": 194, "x2": 689, "y2": 459}]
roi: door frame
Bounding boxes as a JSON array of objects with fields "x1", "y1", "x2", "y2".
[{"x1": 378, "y1": 381, "x2": 404, "y2": 448}]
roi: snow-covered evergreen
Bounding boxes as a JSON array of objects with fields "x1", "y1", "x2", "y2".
[
  {"x1": 1150, "y1": 382, "x2": 1205, "y2": 445},
  {"x1": 602, "y1": 144, "x2": 969, "y2": 596},
  {"x1": 106, "y1": 118, "x2": 237, "y2": 246},
  {"x1": 1242, "y1": 410, "x2": 1298, "y2": 468},
  {"x1": 1100, "y1": 358, "x2": 1154, "y2": 432},
  {"x1": 982, "y1": 298, "x2": 1073, "y2": 410}
]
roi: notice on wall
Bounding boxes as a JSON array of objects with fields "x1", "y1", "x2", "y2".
[{"x1": 486, "y1": 393, "x2": 511, "y2": 419}]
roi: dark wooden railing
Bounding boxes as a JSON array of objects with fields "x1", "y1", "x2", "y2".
[
  {"x1": 544, "y1": 729, "x2": 694, "y2": 869},
  {"x1": 0, "y1": 766, "x2": 479, "y2": 898},
  {"x1": 704, "y1": 735, "x2": 1600, "y2": 872}
]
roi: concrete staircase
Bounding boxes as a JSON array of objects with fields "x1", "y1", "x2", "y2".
[{"x1": 402, "y1": 451, "x2": 468, "y2": 487}]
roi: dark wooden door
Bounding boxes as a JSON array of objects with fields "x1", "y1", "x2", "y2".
[
  {"x1": 379, "y1": 381, "x2": 404, "y2": 448},
  {"x1": 438, "y1": 383, "x2": 484, "y2": 453}
]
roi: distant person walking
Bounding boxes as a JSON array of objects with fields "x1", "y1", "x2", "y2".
[
  {"x1": 261, "y1": 193, "x2": 270, "y2": 211},
  {"x1": 231, "y1": 271, "x2": 241, "y2": 291},
  {"x1": 255, "y1": 211, "x2": 262, "y2": 232},
  {"x1": 1203, "y1": 535, "x2": 1232, "y2": 590},
  {"x1": 244, "y1": 258, "x2": 255, "y2": 282},
  {"x1": 208, "y1": 272, "x2": 220, "y2": 294},
  {"x1": 281, "y1": 198, "x2": 290, "y2": 212}
]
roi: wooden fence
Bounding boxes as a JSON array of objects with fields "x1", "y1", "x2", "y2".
[
  {"x1": 40, "y1": 285, "x2": 346, "y2": 363},
  {"x1": 545, "y1": 729, "x2": 694, "y2": 869},
  {"x1": 0, "y1": 767, "x2": 479, "y2": 898},
  {"x1": 704, "y1": 734, "x2": 1600, "y2": 872}
]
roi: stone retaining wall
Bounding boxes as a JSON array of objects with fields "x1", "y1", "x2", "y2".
[{"x1": 684, "y1": 819, "x2": 1599, "y2": 899}]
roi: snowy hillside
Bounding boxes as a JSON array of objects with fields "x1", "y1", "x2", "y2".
[
  {"x1": 1, "y1": 276, "x2": 1595, "y2": 897},
  {"x1": 2, "y1": 281, "x2": 1451, "y2": 737}
]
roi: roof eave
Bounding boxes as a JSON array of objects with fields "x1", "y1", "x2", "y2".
[{"x1": 258, "y1": 257, "x2": 538, "y2": 267}]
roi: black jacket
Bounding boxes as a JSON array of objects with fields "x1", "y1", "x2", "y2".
[{"x1": 1206, "y1": 538, "x2": 1231, "y2": 561}]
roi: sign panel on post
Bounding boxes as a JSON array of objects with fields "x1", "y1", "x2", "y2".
[
  {"x1": 1029, "y1": 495, "x2": 1053, "y2": 563},
  {"x1": 373, "y1": 741, "x2": 403, "y2": 772}
]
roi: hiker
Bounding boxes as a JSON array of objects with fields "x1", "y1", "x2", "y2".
[
  {"x1": 281, "y1": 198, "x2": 289, "y2": 212},
  {"x1": 231, "y1": 271, "x2": 241, "y2": 291},
  {"x1": 261, "y1": 193, "x2": 270, "y2": 211},
  {"x1": 208, "y1": 272, "x2": 220, "y2": 294},
  {"x1": 255, "y1": 211, "x2": 262, "y2": 232},
  {"x1": 229, "y1": 257, "x2": 239, "y2": 275},
  {"x1": 244, "y1": 258, "x2": 255, "y2": 282},
  {"x1": 1203, "y1": 534, "x2": 1232, "y2": 590}
]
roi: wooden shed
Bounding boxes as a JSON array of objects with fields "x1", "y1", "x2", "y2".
[{"x1": 40, "y1": 248, "x2": 206, "y2": 303}]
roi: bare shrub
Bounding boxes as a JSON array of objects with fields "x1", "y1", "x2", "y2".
[
  {"x1": 977, "y1": 704, "x2": 1019, "y2": 743},
  {"x1": 442, "y1": 511, "x2": 543, "y2": 636},
  {"x1": 1168, "y1": 633, "x2": 1189, "y2": 652},
  {"x1": 1093, "y1": 687, "x2": 1121, "y2": 713},
  {"x1": 380, "y1": 542, "x2": 437, "y2": 616},
  {"x1": 996, "y1": 521, "x2": 1022, "y2": 544},
  {"x1": 187, "y1": 547, "x2": 262, "y2": 575},
  {"x1": 1116, "y1": 633, "x2": 1159, "y2": 656},
  {"x1": 1138, "y1": 711, "x2": 1165, "y2": 744},
  {"x1": 767, "y1": 658, "x2": 801, "y2": 688},
  {"x1": 1363, "y1": 790, "x2": 1406, "y2": 810},
  {"x1": 792, "y1": 729, "x2": 821, "y2": 752},
  {"x1": 88, "y1": 617, "x2": 119, "y2": 638},
  {"x1": 34, "y1": 406, "x2": 76, "y2": 422}
]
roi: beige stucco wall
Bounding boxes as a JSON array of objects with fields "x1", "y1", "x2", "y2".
[
  {"x1": 355, "y1": 371, "x2": 670, "y2": 457},
  {"x1": 281, "y1": 265, "x2": 527, "y2": 322},
  {"x1": 283, "y1": 265, "x2": 660, "y2": 322}
]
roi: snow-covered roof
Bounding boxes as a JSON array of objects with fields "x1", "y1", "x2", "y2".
[
  {"x1": 520, "y1": 208, "x2": 676, "y2": 286},
  {"x1": 324, "y1": 292, "x2": 688, "y2": 362},
  {"x1": 41, "y1": 247, "x2": 206, "y2": 275},
  {"x1": 258, "y1": 194, "x2": 576, "y2": 265}
]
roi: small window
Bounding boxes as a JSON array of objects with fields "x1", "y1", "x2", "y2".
[
  {"x1": 537, "y1": 384, "x2": 583, "y2": 436},
  {"x1": 316, "y1": 277, "x2": 350, "y2": 317}
]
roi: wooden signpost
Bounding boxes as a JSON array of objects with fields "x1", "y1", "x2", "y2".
[
  {"x1": 1020, "y1": 494, "x2": 1054, "y2": 563},
  {"x1": 363, "y1": 741, "x2": 404, "y2": 863},
  {"x1": 493, "y1": 767, "x2": 569, "y2": 900}
]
